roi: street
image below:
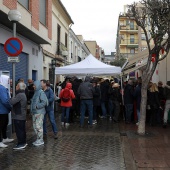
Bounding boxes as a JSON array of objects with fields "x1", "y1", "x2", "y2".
[{"x1": 0, "y1": 117, "x2": 126, "y2": 170}]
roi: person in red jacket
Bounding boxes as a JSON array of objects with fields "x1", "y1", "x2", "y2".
[{"x1": 59, "y1": 83, "x2": 75, "y2": 127}]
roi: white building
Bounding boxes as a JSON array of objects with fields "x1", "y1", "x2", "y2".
[{"x1": 69, "y1": 29, "x2": 90, "y2": 64}]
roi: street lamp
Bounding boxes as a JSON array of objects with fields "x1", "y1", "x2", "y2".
[
  {"x1": 8, "y1": 10, "x2": 22, "y2": 97},
  {"x1": 51, "y1": 58, "x2": 57, "y2": 87}
]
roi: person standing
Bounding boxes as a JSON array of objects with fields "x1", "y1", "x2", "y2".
[
  {"x1": 78, "y1": 76, "x2": 94, "y2": 127},
  {"x1": 10, "y1": 82, "x2": 27, "y2": 150},
  {"x1": 41, "y1": 80, "x2": 58, "y2": 139},
  {"x1": 59, "y1": 83, "x2": 75, "y2": 127},
  {"x1": 31, "y1": 80, "x2": 48, "y2": 146},
  {"x1": 124, "y1": 79, "x2": 134, "y2": 124},
  {"x1": 163, "y1": 81, "x2": 170, "y2": 128},
  {"x1": 148, "y1": 83, "x2": 160, "y2": 126},
  {"x1": 0, "y1": 75, "x2": 13, "y2": 148},
  {"x1": 134, "y1": 78, "x2": 142, "y2": 125}
]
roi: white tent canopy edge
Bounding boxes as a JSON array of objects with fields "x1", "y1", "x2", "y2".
[{"x1": 55, "y1": 54, "x2": 121, "y2": 76}]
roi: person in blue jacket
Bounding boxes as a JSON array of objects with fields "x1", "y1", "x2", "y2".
[
  {"x1": 31, "y1": 80, "x2": 48, "y2": 146},
  {"x1": 0, "y1": 75, "x2": 13, "y2": 148},
  {"x1": 41, "y1": 80, "x2": 58, "y2": 139}
]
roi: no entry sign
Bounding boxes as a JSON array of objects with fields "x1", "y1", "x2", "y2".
[{"x1": 4, "y1": 37, "x2": 23, "y2": 56}]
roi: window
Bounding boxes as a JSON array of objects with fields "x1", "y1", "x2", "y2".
[
  {"x1": 18, "y1": 0, "x2": 29, "y2": 10},
  {"x1": 32, "y1": 48, "x2": 35, "y2": 55},
  {"x1": 96, "y1": 48, "x2": 98, "y2": 53},
  {"x1": 39, "y1": 0, "x2": 46, "y2": 25},
  {"x1": 130, "y1": 48, "x2": 135, "y2": 54},
  {"x1": 130, "y1": 34, "x2": 135, "y2": 43},
  {"x1": 57, "y1": 24, "x2": 61, "y2": 55},
  {"x1": 141, "y1": 33, "x2": 146, "y2": 40},
  {"x1": 36, "y1": 49, "x2": 38, "y2": 56},
  {"x1": 130, "y1": 21, "x2": 134, "y2": 29},
  {"x1": 65, "y1": 33, "x2": 68, "y2": 48}
]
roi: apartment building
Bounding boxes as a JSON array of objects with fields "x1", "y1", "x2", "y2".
[
  {"x1": 42, "y1": 0, "x2": 74, "y2": 82},
  {"x1": 116, "y1": 5, "x2": 151, "y2": 61},
  {"x1": 0, "y1": 0, "x2": 52, "y2": 81},
  {"x1": 68, "y1": 30, "x2": 90, "y2": 64}
]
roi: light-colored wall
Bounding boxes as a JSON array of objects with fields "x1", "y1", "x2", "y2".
[
  {"x1": 84, "y1": 41, "x2": 97, "y2": 57},
  {"x1": 0, "y1": 26, "x2": 43, "y2": 80}
]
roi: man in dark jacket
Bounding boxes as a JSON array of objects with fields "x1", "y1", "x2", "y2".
[
  {"x1": 163, "y1": 81, "x2": 170, "y2": 128},
  {"x1": 41, "y1": 80, "x2": 58, "y2": 139},
  {"x1": 134, "y1": 78, "x2": 142, "y2": 125},
  {"x1": 10, "y1": 82, "x2": 27, "y2": 150},
  {"x1": 78, "y1": 76, "x2": 94, "y2": 127},
  {"x1": 124, "y1": 79, "x2": 134, "y2": 123}
]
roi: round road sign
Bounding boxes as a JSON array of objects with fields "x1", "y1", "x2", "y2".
[{"x1": 4, "y1": 37, "x2": 23, "y2": 57}]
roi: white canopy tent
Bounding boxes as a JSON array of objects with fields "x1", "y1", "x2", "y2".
[{"x1": 55, "y1": 54, "x2": 121, "y2": 76}]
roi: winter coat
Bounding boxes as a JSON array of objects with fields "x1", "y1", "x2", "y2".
[
  {"x1": 148, "y1": 91, "x2": 160, "y2": 109},
  {"x1": 78, "y1": 77, "x2": 94, "y2": 100},
  {"x1": 100, "y1": 81, "x2": 110, "y2": 102},
  {"x1": 44, "y1": 87, "x2": 54, "y2": 112},
  {"x1": 164, "y1": 85, "x2": 170, "y2": 100},
  {"x1": 10, "y1": 90, "x2": 27, "y2": 120},
  {"x1": 30, "y1": 81, "x2": 47, "y2": 115},
  {"x1": 93, "y1": 85, "x2": 101, "y2": 106},
  {"x1": 124, "y1": 84, "x2": 134, "y2": 105},
  {"x1": 134, "y1": 84, "x2": 141, "y2": 110},
  {"x1": 109, "y1": 87, "x2": 121, "y2": 102},
  {"x1": 0, "y1": 75, "x2": 12, "y2": 114},
  {"x1": 59, "y1": 83, "x2": 75, "y2": 107}
]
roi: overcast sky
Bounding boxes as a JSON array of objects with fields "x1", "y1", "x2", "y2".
[{"x1": 61, "y1": 0, "x2": 137, "y2": 55}]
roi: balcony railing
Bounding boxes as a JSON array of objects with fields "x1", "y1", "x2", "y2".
[
  {"x1": 120, "y1": 53, "x2": 137, "y2": 58},
  {"x1": 120, "y1": 39, "x2": 138, "y2": 45},
  {"x1": 120, "y1": 25, "x2": 138, "y2": 31}
]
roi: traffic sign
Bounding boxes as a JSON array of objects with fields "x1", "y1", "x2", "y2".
[
  {"x1": 4, "y1": 37, "x2": 23, "y2": 57},
  {"x1": 7, "y1": 56, "x2": 20, "y2": 62}
]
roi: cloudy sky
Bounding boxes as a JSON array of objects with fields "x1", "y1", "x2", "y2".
[{"x1": 61, "y1": 0, "x2": 137, "y2": 55}]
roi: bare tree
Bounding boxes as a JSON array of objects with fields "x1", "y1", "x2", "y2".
[{"x1": 128, "y1": 0, "x2": 170, "y2": 134}]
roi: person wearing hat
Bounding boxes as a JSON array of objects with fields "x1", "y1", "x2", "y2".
[{"x1": 109, "y1": 83, "x2": 121, "y2": 122}]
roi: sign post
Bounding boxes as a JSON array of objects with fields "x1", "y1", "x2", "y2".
[{"x1": 4, "y1": 35, "x2": 23, "y2": 97}]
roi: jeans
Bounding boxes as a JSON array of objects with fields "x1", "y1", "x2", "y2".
[
  {"x1": 164, "y1": 100, "x2": 170, "y2": 123},
  {"x1": 80, "y1": 100, "x2": 93, "y2": 125},
  {"x1": 125, "y1": 104, "x2": 133, "y2": 122},
  {"x1": 137, "y1": 109, "x2": 140, "y2": 122},
  {"x1": 108, "y1": 99, "x2": 114, "y2": 118},
  {"x1": 0, "y1": 114, "x2": 8, "y2": 142},
  {"x1": 61, "y1": 107, "x2": 70, "y2": 123},
  {"x1": 14, "y1": 119, "x2": 26, "y2": 145},
  {"x1": 113, "y1": 101, "x2": 120, "y2": 121},
  {"x1": 43, "y1": 110, "x2": 58, "y2": 134},
  {"x1": 101, "y1": 101, "x2": 107, "y2": 117}
]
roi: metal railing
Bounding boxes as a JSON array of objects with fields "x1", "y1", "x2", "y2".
[
  {"x1": 120, "y1": 39, "x2": 138, "y2": 45},
  {"x1": 120, "y1": 25, "x2": 138, "y2": 31}
]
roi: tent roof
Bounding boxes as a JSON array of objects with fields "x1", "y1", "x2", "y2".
[{"x1": 55, "y1": 54, "x2": 121, "y2": 76}]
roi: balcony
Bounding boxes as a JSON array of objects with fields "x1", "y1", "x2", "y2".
[
  {"x1": 120, "y1": 25, "x2": 138, "y2": 32},
  {"x1": 120, "y1": 53, "x2": 137, "y2": 58},
  {"x1": 120, "y1": 39, "x2": 139, "y2": 48}
]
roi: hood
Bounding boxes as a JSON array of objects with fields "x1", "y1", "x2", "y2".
[
  {"x1": 0, "y1": 75, "x2": 9, "y2": 88},
  {"x1": 34, "y1": 80, "x2": 42, "y2": 91},
  {"x1": 85, "y1": 76, "x2": 91, "y2": 82},
  {"x1": 66, "y1": 83, "x2": 72, "y2": 89}
]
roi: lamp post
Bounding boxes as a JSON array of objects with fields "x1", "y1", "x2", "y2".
[
  {"x1": 8, "y1": 10, "x2": 22, "y2": 97},
  {"x1": 51, "y1": 58, "x2": 57, "y2": 88}
]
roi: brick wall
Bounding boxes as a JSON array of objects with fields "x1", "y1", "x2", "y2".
[
  {"x1": 46, "y1": 0, "x2": 52, "y2": 40},
  {"x1": 3, "y1": 0, "x2": 17, "y2": 9},
  {"x1": 29, "y1": 0, "x2": 39, "y2": 30}
]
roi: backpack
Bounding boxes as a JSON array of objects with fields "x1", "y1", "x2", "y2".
[{"x1": 61, "y1": 88, "x2": 71, "y2": 102}]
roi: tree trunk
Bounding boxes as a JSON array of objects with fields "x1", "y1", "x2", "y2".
[{"x1": 137, "y1": 71, "x2": 150, "y2": 135}]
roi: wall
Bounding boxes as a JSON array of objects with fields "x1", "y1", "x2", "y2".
[
  {"x1": 0, "y1": 26, "x2": 43, "y2": 80},
  {"x1": 84, "y1": 41, "x2": 96, "y2": 57}
]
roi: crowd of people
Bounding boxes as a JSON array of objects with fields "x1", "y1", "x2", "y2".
[{"x1": 1, "y1": 74, "x2": 170, "y2": 150}]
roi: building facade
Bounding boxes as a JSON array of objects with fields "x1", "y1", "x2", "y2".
[
  {"x1": 0, "y1": 0, "x2": 52, "y2": 82},
  {"x1": 68, "y1": 30, "x2": 90, "y2": 64}
]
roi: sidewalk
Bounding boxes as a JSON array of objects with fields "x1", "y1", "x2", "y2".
[{"x1": 120, "y1": 122, "x2": 170, "y2": 170}]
